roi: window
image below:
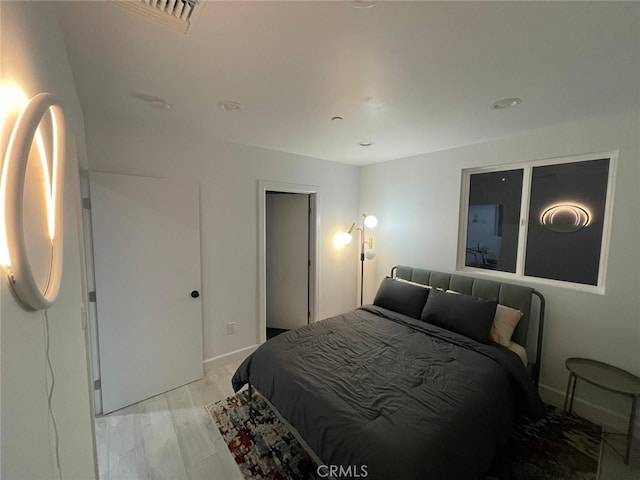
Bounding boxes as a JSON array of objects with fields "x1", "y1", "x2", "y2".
[
  {"x1": 466, "y1": 169, "x2": 523, "y2": 273},
  {"x1": 458, "y1": 152, "x2": 616, "y2": 293}
]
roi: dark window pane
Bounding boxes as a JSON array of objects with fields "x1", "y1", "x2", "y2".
[
  {"x1": 466, "y1": 169, "x2": 523, "y2": 273},
  {"x1": 525, "y1": 158, "x2": 609, "y2": 285}
]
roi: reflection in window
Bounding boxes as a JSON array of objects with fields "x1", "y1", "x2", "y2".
[
  {"x1": 524, "y1": 158, "x2": 610, "y2": 285},
  {"x1": 466, "y1": 169, "x2": 523, "y2": 273}
]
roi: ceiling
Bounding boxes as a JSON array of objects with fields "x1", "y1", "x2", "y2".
[{"x1": 55, "y1": 1, "x2": 640, "y2": 166}]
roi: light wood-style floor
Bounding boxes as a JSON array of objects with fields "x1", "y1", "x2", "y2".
[
  {"x1": 95, "y1": 361, "x2": 244, "y2": 480},
  {"x1": 96, "y1": 357, "x2": 640, "y2": 480}
]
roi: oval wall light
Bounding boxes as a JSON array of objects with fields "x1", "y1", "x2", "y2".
[
  {"x1": 1, "y1": 92, "x2": 66, "y2": 310},
  {"x1": 540, "y1": 204, "x2": 590, "y2": 233}
]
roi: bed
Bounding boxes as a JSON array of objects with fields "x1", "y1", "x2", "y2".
[{"x1": 232, "y1": 266, "x2": 546, "y2": 479}]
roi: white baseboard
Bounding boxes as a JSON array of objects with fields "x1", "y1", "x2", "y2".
[
  {"x1": 203, "y1": 344, "x2": 258, "y2": 373},
  {"x1": 539, "y1": 383, "x2": 640, "y2": 437}
]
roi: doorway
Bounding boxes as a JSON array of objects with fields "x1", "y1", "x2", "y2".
[
  {"x1": 266, "y1": 192, "x2": 310, "y2": 339},
  {"x1": 258, "y1": 181, "x2": 319, "y2": 344}
]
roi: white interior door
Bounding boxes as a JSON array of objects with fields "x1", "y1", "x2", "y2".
[
  {"x1": 90, "y1": 172, "x2": 203, "y2": 414},
  {"x1": 266, "y1": 192, "x2": 309, "y2": 330}
]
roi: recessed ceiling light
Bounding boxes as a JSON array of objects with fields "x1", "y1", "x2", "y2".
[
  {"x1": 363, "y1": 96, "x2": 382, "y2": 109},
  {"x1": 492, "y1": 98, "x2": 522, "y2": 109},
  {"x1": 218, "y1": 100, "x2": 244, "y2": 112},
  {"x1": 359, "y1": 141, "x2": 374, "y2": 147},
  {"x1": 131, "y1": 92, "x2": 171, "y2": 110},
  {"x1": 147, "y1": 98, "x2": 171, "y2": 110},
  {"x1": 351, "y1": 1, "x2": 376, "y2": 8}
]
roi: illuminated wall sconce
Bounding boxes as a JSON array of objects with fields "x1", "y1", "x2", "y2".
[
  {"x1": 540, "y1": 204, "x2": 590, "y2": 233},
  {"x1": 1, "y1": 92, "x2": 66, "y2": 310}
]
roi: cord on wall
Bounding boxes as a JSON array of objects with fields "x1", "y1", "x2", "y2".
[{"x1": 42, "y1": 309, "x2": 62, "y2": 480}]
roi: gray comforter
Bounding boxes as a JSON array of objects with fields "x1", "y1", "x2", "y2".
[{"x1": 232, "y1": 305, "x2": 545, "y2": 480}]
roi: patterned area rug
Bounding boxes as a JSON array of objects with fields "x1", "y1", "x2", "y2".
[
  {"x1": 486, "y1": 404, "x2": 603, "y2": 480},
  {"x1": 206, "y1": 390, "x2": 320, "y2": 480},
  {"x1": 206, "y1": 391, "x2": 602, "y2": 480}
]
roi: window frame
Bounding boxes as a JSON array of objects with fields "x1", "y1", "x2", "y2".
[{"x1": 456, "y1": 150, "x2": 618, "y2": 294}]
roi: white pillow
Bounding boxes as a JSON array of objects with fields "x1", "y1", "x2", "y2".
[
  {"x1": 490, "y1": 304, "x2": 523, "y2": 347},
  {"x1": 445, "y1": 290, "x2": 523, "y2": 347},
  {"x1": 395, "y1": 277, "x2": 431, "y2": 289}
]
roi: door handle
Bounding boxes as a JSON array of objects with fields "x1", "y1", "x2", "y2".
[{"x1": 190, "y1": 290, "x2": 200, "y2": 298}]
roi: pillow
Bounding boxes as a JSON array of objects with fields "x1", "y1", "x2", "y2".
[
  {"x1": 420, "y1": 289, "x2": 497, "y2": 343},
  {"x1": 490, "y1": 304, "x2": 524, "y2": 347},
  {"x1": 395, "y1": 277, "x2": 431, "y2": 289},
  {"x1": 397, "y1": 278, "x2": 445, "y2": 292},
  {"x1": 446, "y1": 290, "x2": 523, "y2": 347},
  {"x1": 373, "y1": 277, "x2": 430, "y2": 319},
  {"x1": 507, "y1": 341, "x2": 528, "y2": 366}
]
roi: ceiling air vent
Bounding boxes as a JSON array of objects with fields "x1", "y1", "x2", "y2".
[{"x1": 114, "y1": 0, "x2": 202, "y2": 34}]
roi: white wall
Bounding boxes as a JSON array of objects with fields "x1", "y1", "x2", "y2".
[
  {"x1": 85, "y1": 120, "x2": 360, "y2": 362},
  {"x1": 360, "y1": 109, "x2": 640, "y2": 432},
  {"x1": 0, "y1": 2, "x2": 97, "y2": 479}
]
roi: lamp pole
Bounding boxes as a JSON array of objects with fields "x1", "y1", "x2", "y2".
[
  {"x1": 340, "y1": 214, "x2": 375, "y2": 307},
  {"x1": 360, "y1": 218, "x2": 366, "y2": 306}
]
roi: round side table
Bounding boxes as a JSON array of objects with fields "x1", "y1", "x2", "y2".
[{"x1": 563, "y1": 357, "x2": 640, "y2": 465}]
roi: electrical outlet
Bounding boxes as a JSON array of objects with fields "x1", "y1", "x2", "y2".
[{"x1": 227, "y1": 322, "x2": 236, "y2": 335}]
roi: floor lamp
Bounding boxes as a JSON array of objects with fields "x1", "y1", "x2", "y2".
[{"x1": 334, "y1": 214, "x2": 377, "y2": 306}]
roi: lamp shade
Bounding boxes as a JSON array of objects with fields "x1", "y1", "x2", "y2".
[
  {"x1": 333, "y1": 231, "x2": 353, "y2": 248},
  {"x1": 364, "y1": 215, "x2": 378, "y2": 228}
]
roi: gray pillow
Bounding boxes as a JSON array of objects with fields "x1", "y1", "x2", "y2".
[
  {"x1": 373, "y1": 277, "x2": 430, "y2": 319},
  {"x1": 420, "y1": 289, "x2": 497, "y2": 343}
]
